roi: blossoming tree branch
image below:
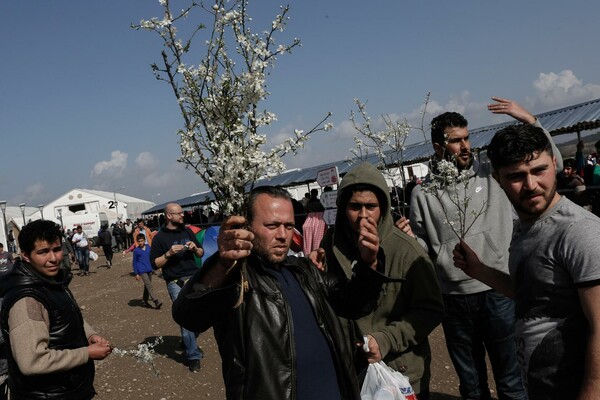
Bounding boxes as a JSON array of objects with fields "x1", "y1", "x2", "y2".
[
  {"x1": 135, "y1": 0, "x2": 332, "y2": 215},
  {"x1": 349, "y1": 93, "x2": 432, "y2": 213},
  {"x1": 421, "y1": 158, "x2": 487, "y2": 239}
]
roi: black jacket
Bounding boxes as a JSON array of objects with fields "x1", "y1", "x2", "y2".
[
  {"x1": 173, "y1": 253, "x2": 388, "y2": 400},
  {"x1": 0, "y1": 261, "x2": 95, "y2": 400}
]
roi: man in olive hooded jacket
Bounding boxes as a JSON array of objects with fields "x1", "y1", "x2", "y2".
[{"x1": 313, "y1": 162, "x2": 444, "y2": 399}]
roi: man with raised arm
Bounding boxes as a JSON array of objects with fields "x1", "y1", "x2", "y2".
[{"x1": 406, "y1": 97, "x2": 562, "y2": 399}]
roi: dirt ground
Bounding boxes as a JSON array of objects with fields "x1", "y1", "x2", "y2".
[{"x1": 70, "y1": 249, "x2": 498, "y2": 400}]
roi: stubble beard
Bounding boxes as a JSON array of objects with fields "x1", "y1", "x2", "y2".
[
  {"x1": 252, "y1": 240, "x2": 288, "y2": 265},
  {"x1": 515, "y1": 180, "x2": 557, "y2": 219},
  {"x1": 171, "y1": 219, "x2": 185, "y2": 229}
]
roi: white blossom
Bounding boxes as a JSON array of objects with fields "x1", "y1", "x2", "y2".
[
  {"x1": 112, "y1": 336, "x2": 164, "y2": 376},
  {"x1": 349, "y1": 99, "x2": 411, "y2": 207},
  {"x1": 421, "y1": 155, "x2": 487, "y2": 239},
  {"x1": 137, "y1": 0, "x2": 331, "y2": 215}
]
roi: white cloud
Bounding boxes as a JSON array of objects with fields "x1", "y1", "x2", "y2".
[
  {"x1": 91, "y1": 150, "x2": 128, "y2": 177},
  {"x1": 527, "y1": 70, "x2": 600, "y2": 109},
  {"x1": 26, "y1": 183, "x2": 44, "y2": 197},
  {"x1": 403, "y1": 92, "x2": 488, "y2": 129},
  {"x1": 333, "y1": 119, "x2": 356, "y2": 139},
  {"x1": 142, "y1": 171, "x2": 176, "y2": 188},
  {"x1": 135, "y1": 152, "x2": 158, "y2": 170}
]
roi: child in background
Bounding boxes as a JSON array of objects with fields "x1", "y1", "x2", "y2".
[{"x1": 132, "y1": 234, "x2": 162, "y2": 309}]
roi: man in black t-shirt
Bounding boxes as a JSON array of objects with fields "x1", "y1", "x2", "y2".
[{"x1": 150, "y1": 203, "x2": 204, "y2": 373}]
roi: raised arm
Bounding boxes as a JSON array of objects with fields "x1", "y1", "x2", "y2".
[
  {"x1": 453, "y1": 239, "x2": 515, "y2": 298},
  {"x1": 196, "y1": 216, "x2": 252, "y2": 288},
  {"x1": 488, "y1": 96, "x2": 562, "y2": 169},
  {"x1": 172, "y1": 216, "x2": 253, "y2": 333},
  {"x1": 488, "y1": 96, "x2": 536, "y2": 124}
]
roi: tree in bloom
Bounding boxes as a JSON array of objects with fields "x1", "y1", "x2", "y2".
[
  {"x1": 348, "y1": 98, "x2": 413, "y2": 214},
  {"x1": 134, "y1": 0, "x2": 331, "y2": 215},
  {"x1": 349, "y1": 92, "x2": 486, "y2": 236}
]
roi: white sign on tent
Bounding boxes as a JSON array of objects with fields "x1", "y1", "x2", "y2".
[
  {"x1": 316, "y1": 166, "x2": 339, "y2": 187},
  {"x1": 320, "y1": 191, "x2": 337, "y2": 209},
  {"x1": 323, "y1": 209, "x2": 337, "y2": 226}
]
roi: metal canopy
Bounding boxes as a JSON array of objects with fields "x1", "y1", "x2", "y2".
[{"x1": 143, "y1": 97, "x2": 600, "y2": 213}]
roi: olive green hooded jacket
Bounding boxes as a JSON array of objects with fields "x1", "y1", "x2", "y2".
[{"x1": 321, "y1": 162, "x2": 444, "y2": 394}]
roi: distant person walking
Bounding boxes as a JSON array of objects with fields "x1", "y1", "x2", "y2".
[
  {"x1": 112, "y1": 222, "x2": 125, "y2": 252},
  {"x1": 6, "y1": 232, "x2": 15, "y2": 255},
  {"x1": 72, "y1": 225, "x2": 90, "y2": 276},
  {"x1": 124, "y1": 219, "x2": 134, "y2": 248},
  {"x1": 132, "y1": 234, "x2": 162, "y2": 309},
  {"x1": 98, "y1": 224, "x2": 113, "y2": 267},
  {"x1": 302, "y1": 188, "x2": 327, "y2": 255},
  {"x1": 0, "y1": 244, "x2": 13, "y2": 274}
]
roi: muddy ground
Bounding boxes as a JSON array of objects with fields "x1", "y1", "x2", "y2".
[{"x1": 70, "y1": 249, "x2": 497, "y2": 400}]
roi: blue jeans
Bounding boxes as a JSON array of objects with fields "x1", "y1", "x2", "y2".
[
  {"x1": 442, "y1": 291, "x2": 526, "y2": 400},
  {"x1": 167, "y1": 280, "x2": 202, "y2": 361},
  {"x1": 76, "y1": 247, "x2": 89, "y2": 272}
]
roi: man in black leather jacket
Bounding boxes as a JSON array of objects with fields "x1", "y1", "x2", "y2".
[{"x1": 173, "y1": 186, "x2": 388, "y2": 400}]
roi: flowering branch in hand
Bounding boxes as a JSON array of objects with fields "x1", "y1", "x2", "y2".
[
  {"x1": 134, "y1": 0, "x2": 332, "y2": 215},
  {"x1": 420, "y1": 158, "x2": 487, "y2": 239}
]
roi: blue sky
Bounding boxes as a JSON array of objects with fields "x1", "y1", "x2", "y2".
[{"x1": 2, "y1": 1, "x2": 599, "y2": 207}]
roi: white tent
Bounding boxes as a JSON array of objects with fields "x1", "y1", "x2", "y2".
[
  {"x1": 29, "y1": 189, "x2": 154, "y2": 227},
  {"x1": 0, "y1": 205, "x2": 38, "y2": 252}
]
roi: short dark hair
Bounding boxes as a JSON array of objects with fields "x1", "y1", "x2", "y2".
[
  {"x1": 247, "y1": 186, "x2": 291, "y2": 223},
  {"x1": 488, "y1": 124, "x2": 553, "y2": 171},
  {"x1": 430, "y1": 112, "x2": 468, "y2": 146},
  {"x1": 595, "y1": 139, "x2": 600, "y2": 150},
  {"x1": 18, "y1": 220, "x2": 62, "y2": 254},
  {"x1": 563, "y1": 158, "x2": 576, "y2": 169},
  {"x1": 136, "y1": 233, "x2": 145, "y2": 241}
]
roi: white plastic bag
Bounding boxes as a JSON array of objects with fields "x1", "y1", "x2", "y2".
[
  {"x1": 89, "y1": 250, "x2": 98, "y2": 261},
  {"x1": 360, "y1": 361, "x2": 417, "y2": 400}
]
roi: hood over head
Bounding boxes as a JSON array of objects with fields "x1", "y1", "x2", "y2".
[{"x1": 335, "y1": 162, "x2": 394, "y2": 245}]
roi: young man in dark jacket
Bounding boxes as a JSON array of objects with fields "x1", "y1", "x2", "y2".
[
  {"x1": 312, "y1": 162, "x2": 444, "y2": 399},
  {"x1": 0, "y1": 220, "x2": 111, "y2": 400},
  {"x1": 173, "y1": 186, "x2": 388, "y2": 400}
]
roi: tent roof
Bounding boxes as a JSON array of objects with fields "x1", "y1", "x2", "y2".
[
  {"x1": 143, "y1": 190, "x2": 216, "y2": 215},
  {"x1": 142, "y1": 97, "x2": 600, "y2": 213},
  {"x1": 260, "y1": 97, "x2": 600, "y2": 189},
  {"x1": 74, "y1": 189, "x2": 152, "y2": 205},
  {"x1": 468, "y1": 97, "x2": 600, "y2": 149}
]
